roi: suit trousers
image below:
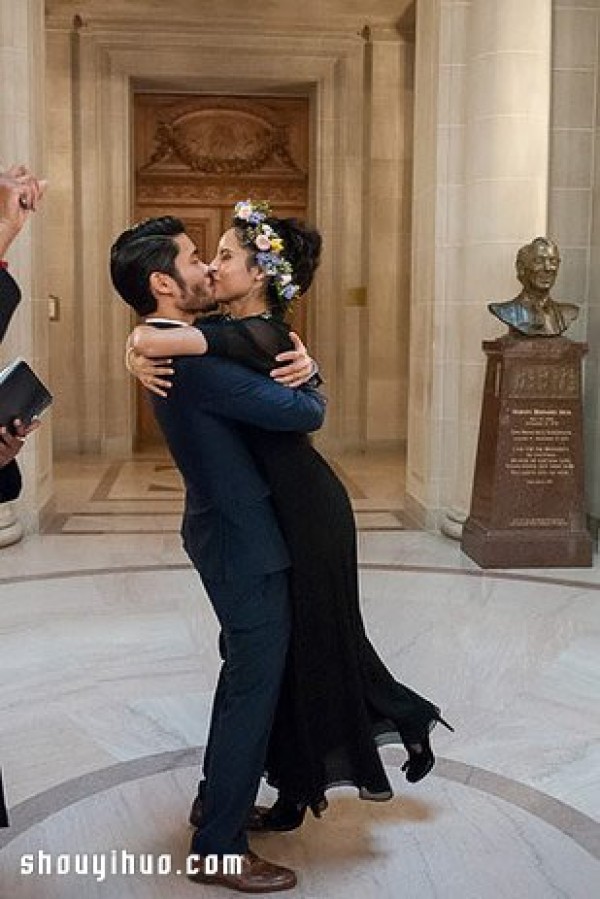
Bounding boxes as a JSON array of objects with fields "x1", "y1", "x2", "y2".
[{"x1": 191, "y1": 569, "x2": 291, "y2": 856}]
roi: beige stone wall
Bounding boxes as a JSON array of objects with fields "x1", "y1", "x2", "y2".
[
  {"x1": 45, "y1": 28, "x2": 79, "y2": 453},
  {"x1": 45, "y1": 0, "x2": 413, "y2": 31},
  {"x1": 550, "y1": 1, "x2": 598, "y2": 332},
  {"x1": 9, "y1": 0, "x2": 597, "y2": 533},
  {"x1": 42, "y1": 1, "x2": 416, "y2": 457},
  {"x1": 559, "y1": 1, "x2": 600, "y2": 522},
  {"x1": 365, "y1": 38, "x2": 414, "y2": 444},
  {"x1": 405, "y1": 0, "x2": 441, "y2": 526},
  {"x1": 0, "y1": 0, "x2": 52, "y2": 529},
  {"x1": 408, "y1": 0, "x2": 552, "y2": 528}
]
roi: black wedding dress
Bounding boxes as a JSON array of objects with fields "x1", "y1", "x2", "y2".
[
  {"x1": 0, "y1": 771, "x2": 8, "y2": 828},
  {"x1": 198, "y1": 314, "x2": 445, "y2": 806}
]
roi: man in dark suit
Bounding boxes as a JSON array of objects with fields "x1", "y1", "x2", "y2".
[
  {"x1": 0, "y1": 165, "x2": 46, "y2": 827},
  {"x1": 111, "y1": 217, "x2": 325, "y2": 892}
]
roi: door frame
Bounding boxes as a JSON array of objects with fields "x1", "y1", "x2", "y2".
[
  {"x1": 73, "y1": 26, "x2": 368, "y2": 454},
  {"x1": 131, "y1": 92, "x2": 312, "y2": 448}
]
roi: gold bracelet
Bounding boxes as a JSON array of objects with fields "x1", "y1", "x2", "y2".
[{"x1": 125, "y1": 345, "x2": 137, "y2": 374}]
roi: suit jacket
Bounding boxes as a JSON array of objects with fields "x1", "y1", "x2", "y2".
[
  {"x1": 0, "y1": 268, "x2": 22, "y2": 502},
  {"x1": 152, "y1": 353, "x2": 326, "y2": 583},
  {"x1": 488, "y1": 296, "x2": 579, "y2": 337}
]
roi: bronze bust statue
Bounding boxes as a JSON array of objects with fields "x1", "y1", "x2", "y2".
[{"x1": 488, "y1": 237, "x2": 579, "y2": 337}]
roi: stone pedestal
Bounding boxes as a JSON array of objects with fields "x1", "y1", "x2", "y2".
[
  {"x1": 0, "y1": 502, "x2": 23, "y2": 548},
  {"x1": 462, "y1": 336, "x2": 593, "y2": 568}
]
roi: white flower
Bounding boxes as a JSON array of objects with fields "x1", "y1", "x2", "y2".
[
  {"x1": 236, "y1": 202, "x2": 253, "y2": 221},
  {"x1": 279, "y1": 273, "x2": 292, "y2": 285},
  {"x1": 255, "y1": 233, "x2": 271, "y2": 251}
]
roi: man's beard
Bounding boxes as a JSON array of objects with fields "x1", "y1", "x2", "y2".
[{"x1": 183, "y1": 284, "x2": 218, "y2": 314}]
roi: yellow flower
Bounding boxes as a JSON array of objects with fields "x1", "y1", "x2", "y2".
[{"x1": 270, "y1": 238, "x2": 284, "y2": 253}]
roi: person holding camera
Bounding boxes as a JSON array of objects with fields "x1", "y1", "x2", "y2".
[
  {"x1": 0, "y1": 164, "x2": 45, "y2": 827},
  {"x1": 0, "y1": 165, "x2": 45, "y2": 504}
]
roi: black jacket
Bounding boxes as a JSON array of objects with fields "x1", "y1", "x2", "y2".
[
  {"x1": 152, "y1": 351, "x2": 325, "y2": 583},
  {"x1": 0, "y1": 267, "x2": 22, "y2": 502}
]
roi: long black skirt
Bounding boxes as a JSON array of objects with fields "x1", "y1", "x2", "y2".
[
  {"x1": 243, "y1": 428, "x2": 443, "y2": 805},
  {"x1": 1, "y1": 768, "x2": 9, "y2": 827}
]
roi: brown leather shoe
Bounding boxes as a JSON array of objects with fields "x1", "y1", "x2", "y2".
[
  {"x1": 189, "y1": 796, "x2": 269, "y2": 831},
  {"x1": 188, "y1": 850, "x2": 297, "y2": 893}
]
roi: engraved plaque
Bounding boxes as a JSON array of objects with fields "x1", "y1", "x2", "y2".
[{"x1": 461, "y1": 337, "x2": 592, "y2": 567}]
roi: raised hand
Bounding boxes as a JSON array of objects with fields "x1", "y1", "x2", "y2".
[{"x1": 0, "y1": 165, "x2": 47, "y2": 257}]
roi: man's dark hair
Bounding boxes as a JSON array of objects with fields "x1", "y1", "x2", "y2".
[{"x1": 110, "y1": 216, "x2": 186, "y2": 315}]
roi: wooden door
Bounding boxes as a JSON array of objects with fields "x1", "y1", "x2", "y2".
[{"x1": 133, "y1": 93, "x2": 310, "y2": 447}]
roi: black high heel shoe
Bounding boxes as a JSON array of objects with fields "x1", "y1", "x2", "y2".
[
  {"x1": 402, "y1": 716, "x2": 454, "y2": 784},
  {"x1": 248, "y1": 794, "x2": 328, "y2": 833}
]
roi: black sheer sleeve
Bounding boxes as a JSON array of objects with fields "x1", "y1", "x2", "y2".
[
  {"x1": 1, "y1": 270, "x2": 24, "y2": 505},
  {"x1": 197, "y1": 316, "x2": 294, "y2": 376},
  {"x1": 0, "y1": 460, "x2": 21, "y2": 502}
]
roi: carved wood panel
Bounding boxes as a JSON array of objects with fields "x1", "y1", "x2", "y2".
[{"x1": 133, "y1": 93, "x2": 310, "y2": 447}]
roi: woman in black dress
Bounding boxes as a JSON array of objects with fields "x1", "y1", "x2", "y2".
[{"x1": 129, "y1": 201, "x2": 452, "y2": 829}]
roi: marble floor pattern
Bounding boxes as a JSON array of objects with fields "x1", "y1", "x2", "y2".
[{"x1": 0, "y1": 450, "x2": 599, "y2": 897}]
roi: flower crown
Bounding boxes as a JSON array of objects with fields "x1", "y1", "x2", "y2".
[{"x1": 233, "y1": 200, "x2": 301, "y2": 308}]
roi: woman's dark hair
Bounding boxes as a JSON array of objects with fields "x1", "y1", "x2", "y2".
[
  {"x1": 110, "y1": 216, "x2": 186, "y2": 316},
  {"x1": 235, "y1": 216, "x2": 322, "y2": 316}
]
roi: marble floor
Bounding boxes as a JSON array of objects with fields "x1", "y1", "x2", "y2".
[
  {"x1": 0, "y1": 449, "x2": 599, "y2": 897},
  {"x1": 43, "y1": 446, "x2": 405, "y2": 535}
]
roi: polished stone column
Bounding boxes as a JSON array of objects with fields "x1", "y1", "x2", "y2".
[
  {"x1": 448, "y1": 0, "x2": 552, "y2": 529},
  {"x1": 407, "y1": 0, "x2": 552, "y2": 532},
  {"x1": 366, "y1": 37, "x2": 412, "y2": 445},
  {"x1": 0, "y1": 0, "x2": 51, "y2": 539}
]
